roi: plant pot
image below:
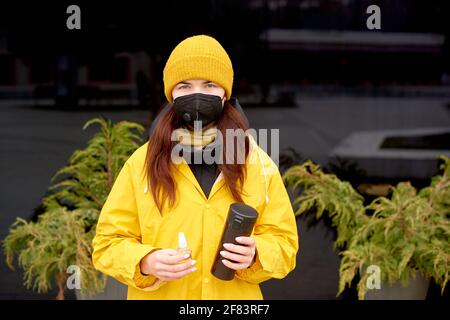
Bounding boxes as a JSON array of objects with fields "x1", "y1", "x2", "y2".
[
  {"x1": 75, "y1": 276, "x2": 127, "y2": 300},
  {"x1": 364, "y1": 272, "x2": 430, "y2": 300}
]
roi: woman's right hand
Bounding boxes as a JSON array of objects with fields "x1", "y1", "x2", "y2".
[{"x1": 140, "y1": 249, "x2": 197, "y2": 281}]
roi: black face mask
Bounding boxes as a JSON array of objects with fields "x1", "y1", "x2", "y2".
[{"x1": 173, "y1": 93, "x2": 224, "y2": 128}]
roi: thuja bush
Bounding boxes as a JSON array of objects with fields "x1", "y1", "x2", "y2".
[
  {"x1": 284, "y1": 157, "x2": 449, "y2": 299},
  {"x1": 3, "y1": 118, "x2": 144, "y2": 299}
]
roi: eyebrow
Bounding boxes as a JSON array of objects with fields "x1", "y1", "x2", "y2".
[{"x1": 176, "y1": 81, "x2": 214, "y2": 86}]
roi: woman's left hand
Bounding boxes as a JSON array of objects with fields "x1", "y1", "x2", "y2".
[{"x1": 220, "y1": 236, "x2": 256, "y2": 270}]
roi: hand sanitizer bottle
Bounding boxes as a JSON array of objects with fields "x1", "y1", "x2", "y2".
[{"x1": 178, "y1": 232, "x2": 191, "y2": 260}]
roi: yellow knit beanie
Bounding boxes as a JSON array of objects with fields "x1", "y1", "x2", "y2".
[{"x1": 163, "y1": 35, "x2": 234, "y2": 104}]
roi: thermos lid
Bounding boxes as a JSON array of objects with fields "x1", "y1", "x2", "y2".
[{"x1": 230, "y1": 203, "x2": 258, "y2": 220}]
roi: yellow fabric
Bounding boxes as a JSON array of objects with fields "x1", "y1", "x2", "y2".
[
  {"x1": 92, "y1": 135, "x2": 299, "y2": 300},
  {"x1": 163, "y1": 35, "x2": 234, "y2": 104},
  {"x1": 173, "y1": 125, "x2": 218, "y2": 148}
]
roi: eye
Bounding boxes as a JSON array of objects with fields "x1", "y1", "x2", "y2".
[
  {"x1": 206, "y1": 83, "x2": 217, "y2": 88},
  {"x1": 178, "y1": 84, "x2": 189, "y2": 89}
]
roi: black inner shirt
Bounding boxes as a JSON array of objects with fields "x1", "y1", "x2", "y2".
[
  {"x1": 188, "y1": 162, "x2": 219, "y2": 198},
  {"x1": 182, "y1": 143, "x2": 220, "y2": 199}
]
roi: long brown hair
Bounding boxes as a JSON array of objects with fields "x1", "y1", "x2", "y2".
[{"x1": 145, "y1": 101, "x2": 250, "y2": 212}]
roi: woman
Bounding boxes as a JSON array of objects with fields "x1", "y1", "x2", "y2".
[{"x1": 92, "y1": 35, "x2": 299, "y2": 300}]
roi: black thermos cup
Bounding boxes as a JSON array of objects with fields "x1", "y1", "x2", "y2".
[{"x1": 211, "y1": 203, "x2": 259, "y2": 281}]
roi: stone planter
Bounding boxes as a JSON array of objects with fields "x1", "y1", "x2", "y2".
[
  {"x1": 75, "y1": 276, "x2": 127, "y2": 300},
  {"x1": 364, "y1": 273, "x2": 430, "y2": 300}
]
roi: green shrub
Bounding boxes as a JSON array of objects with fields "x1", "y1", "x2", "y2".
[
  {"x1": 3, "y1": 118, "x2": 145, "y2": 299},
  {"x1": 284, "y1": 157, "x2": 450, "y2": 299}
]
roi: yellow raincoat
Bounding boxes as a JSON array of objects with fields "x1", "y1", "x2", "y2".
[{"x1": 92, "y1": 135, "x2": 299, "y2": 299}]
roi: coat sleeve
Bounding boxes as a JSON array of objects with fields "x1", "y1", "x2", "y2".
[
  {"x1": 92, "y1": 159, "x2": 166, "y2": 292},
  {"x1": 235, "y1": 164, "x2": 299, "y2": 284}
]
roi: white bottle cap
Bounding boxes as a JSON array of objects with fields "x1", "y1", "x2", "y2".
[{"x1": 178, "y1": 232, "x2": 188, "y2": 249}]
